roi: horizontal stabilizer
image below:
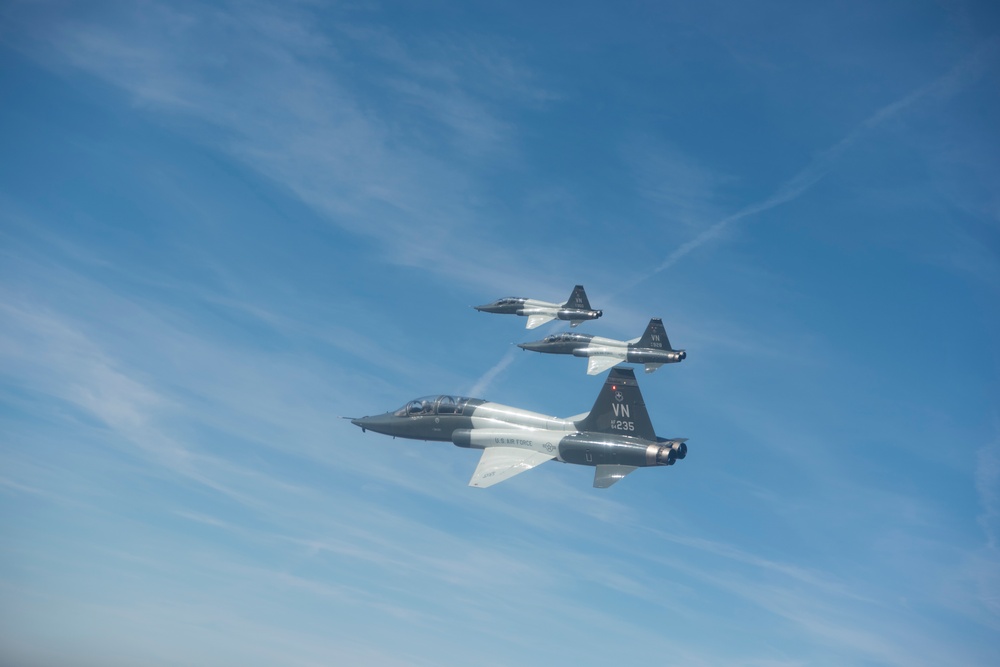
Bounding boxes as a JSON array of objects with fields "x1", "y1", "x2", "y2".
[
  {"x1": 594, "y1": 465, "x2": 637, "y2": 488},
  {"x1": 526, "y1": 314, "x2": 556, "y2": 329},
  {"x1": 644, "y1": 363, "x2": 663, "y2": 373},
  {"x1": 468, "y1": 447, "x2": 555, "y2": 488},
  {"x1": 587, "y1": 355, "x2": 621, "y2": 375}
]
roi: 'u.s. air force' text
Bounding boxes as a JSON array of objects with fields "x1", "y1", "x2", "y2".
[{"x1": 493, "y1": 437, "x2": 534, "y2": 446}]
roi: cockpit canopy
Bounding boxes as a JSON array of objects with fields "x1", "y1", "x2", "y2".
[
  {"x1": 543, "y1": 332, "x2": 589, "y2": 344},
  {"x1": 394, "y1": 395, "x2": 472, "y2": 417},
  {"x1": 496, "y1": 297, "x2": 521, "y2": 305}
]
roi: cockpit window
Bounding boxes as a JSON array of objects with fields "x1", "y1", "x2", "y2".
[
  {"x1": 395, "y1": 395, "x2": 470, "y2": 417},
  {"x1": 395, "y1": 397, "x2": 433, "y2": 417},
  {"x1": 409, "y1": 400, "x2": 431, "y2": 415},
  {"x1": 544, "y1": 333, "x2": 585, "y2": 343}
]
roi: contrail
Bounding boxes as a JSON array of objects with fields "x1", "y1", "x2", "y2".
[
  {"x1": 630, "y1": 42, "x2": 997, "y2": 287},
  {"x1": 467, "y1": 346, "x2": 519, "y2": 397}
]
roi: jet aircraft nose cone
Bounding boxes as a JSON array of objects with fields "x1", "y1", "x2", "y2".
[
  {"x1": 351, "y1": 416, "x2": 384, "y2": 433},
  {"x1": 518, "y1": 341, "x2": 544, "y2": 352},
  {"x1": 349, "y1": 413, "x2": 399, "y2": 436}
]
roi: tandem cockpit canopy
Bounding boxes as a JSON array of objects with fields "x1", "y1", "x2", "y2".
[
  {"x1": 394, "y1": 395, "x2": 472, "y2": 417},
  {"x1": 544, "y1": 333, "x2": 589, "y2": 344}
]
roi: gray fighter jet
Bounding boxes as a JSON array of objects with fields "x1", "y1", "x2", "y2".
[
  {"x1": 474, "y1": 284, "x2": 602, "y2": 329},
  {"x1": 518, "y1": 317, "x2": 686, "y2": 375},
  {"x1": 350, "y1": 367, "x2": 686, "y2": 488}
]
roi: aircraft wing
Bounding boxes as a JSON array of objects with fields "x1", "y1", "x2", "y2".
[
  {"x1": 526, "y1": 313, "x2": 556, "y2": 329},
  {"x1": 468, "y1": 447, "x2": 555, "y2": 488},
  {"x1": 594, "y1": 464, "x2": 637, "y2": 488},
  {"x1": 587, "y1": 355, "x2": 622, "y2": 375}
]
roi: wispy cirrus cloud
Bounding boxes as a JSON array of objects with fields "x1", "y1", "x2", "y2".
[
  {"x1": 635, "y1": 39, "x2": 999, "y2": 280},
  {"x1": 2, "y1": 3, "x2": 998, "y2": 666},
  {"x1": 625, "y1": 137, "x2": 735, "y2": 232},
  {"x1": 1, "y1": 1, "x2": 583, "y2": 297}
]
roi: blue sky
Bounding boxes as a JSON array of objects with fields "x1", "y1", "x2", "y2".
[{"x1": 1, "y1": 1, "x2": 998, "y2": 665}]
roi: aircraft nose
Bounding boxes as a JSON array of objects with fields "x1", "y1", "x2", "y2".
[
  {"x1": 350, "y1": 413, "x2": 399, "y2": 436},
  {"x1": 518, "y1": 341, "x2": 544, "y2": 352},
  {"x1": 351, "y1": 416, "x2": 387, "y2": 433}
]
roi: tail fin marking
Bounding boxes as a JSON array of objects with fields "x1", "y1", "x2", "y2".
[
  {"x1": 564, "y1": 285, "x2": 592, "y2": 310},
  {"x1": 634, "y1": 317, "x2": 672, "y2": 351},
  {"x1": 575, "y1": 367, "x2": 656, "y2": 441}
]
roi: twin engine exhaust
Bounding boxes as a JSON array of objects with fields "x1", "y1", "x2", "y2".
[{"x1": 651, "y1": 439, "x2": 688, "y2": 466}]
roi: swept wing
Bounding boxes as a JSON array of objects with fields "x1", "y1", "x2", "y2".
[
  {"x1": 587, "y1": 355, "x2": 622, "y2": 375},
  {"x1": 468, "y1": 447, "x2": 555, "y2": 488}
]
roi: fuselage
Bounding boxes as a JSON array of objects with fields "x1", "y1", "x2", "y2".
[
  {"x1": 518, "y1": 332, "x2": 687, "y2": 366},
  {"x1": 474, "y1": 297, "x2": 602, "y2": 326},
  {"x1": 351, "y1": 395, "x2": 576, "y2": 442},
  {"x1": 351, "y1": 394, "x2": 686, "y2": 468}
]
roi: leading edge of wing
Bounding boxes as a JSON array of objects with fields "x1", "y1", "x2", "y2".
[{"x1": 468, "y1": 447, "x2": 555, "y2": 488}]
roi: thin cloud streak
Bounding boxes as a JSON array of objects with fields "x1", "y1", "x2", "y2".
[
  {"x1": 466, "y1": 346, "x2": 519, "y2": 397},
  {"x1": 2, "y1": 4, "x2": 998, "y2": 666},
  {"x1": 633, "y1": 41, "x2": 998, "y2": 285},
  {"x1": 1, "y1": 2, "x2": 581, "y2": 297}
]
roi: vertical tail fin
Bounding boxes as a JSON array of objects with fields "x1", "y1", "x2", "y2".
[
  {"x1": 635, "y1": 317, "x2": 673, "y2": 350},
  {"x1": 564, "y1": 285, "x2": 592, "y2": 310},
  {"x1": 575, "y1": 367, "x2": 656, "y2": 441}
]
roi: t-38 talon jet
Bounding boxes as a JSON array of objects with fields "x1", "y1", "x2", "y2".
[
  {"x1": 474, "y1": 284, "x2": 602, "y2": 329},
  {"x1": 349, "y1": 367, "x2": 687, "y2": 489},
  {"x1": 517, "y1": 317, "x2": 686, "y2": 375}
]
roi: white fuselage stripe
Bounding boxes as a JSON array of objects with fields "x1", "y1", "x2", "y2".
[{"x1": 470, "y1": 402, "x2": 577, "y2": 432}]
